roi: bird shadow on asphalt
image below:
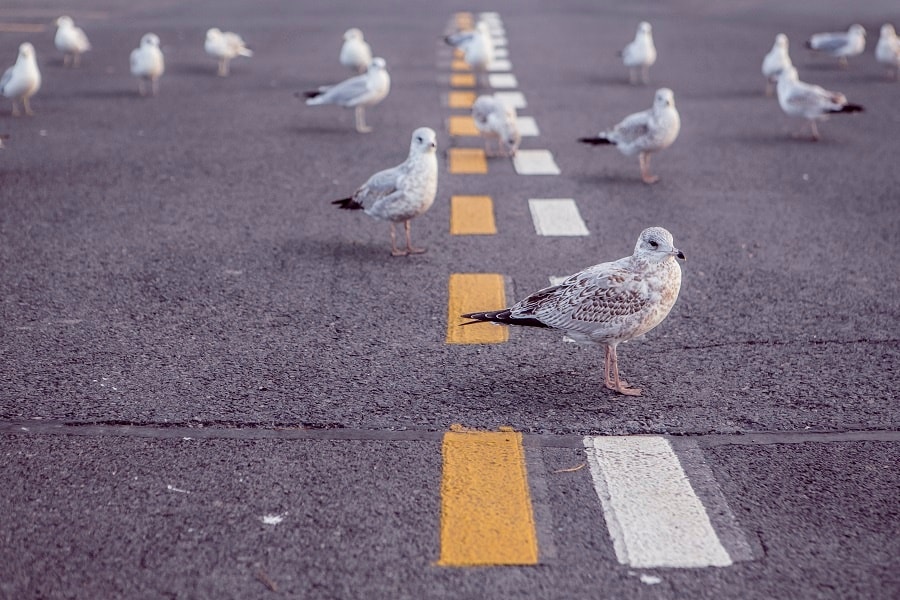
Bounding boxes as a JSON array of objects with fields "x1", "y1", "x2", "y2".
[
  {"x1": 277, "y1": 234, "x2": 412, "y2": 267},
  {"x1": 66, "y1": 88, "x2": 144, "y2": 100}
]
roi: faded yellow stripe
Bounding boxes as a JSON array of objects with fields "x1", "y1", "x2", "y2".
[
  {"x1": 454, "y1": 12, "x2": 474, "y2": 30},
  {"x1": 0, "y1": 23, "x2": 47, "y2": 32},
  {"x1": 448, "y1": 115, "x2": 479, "y2": 137},
  {"x1": 450, "y1": 73, "x2": 476, "y2": 88},
  {"x1": 448, "y1": 148, "x2": 487, "y2": 174},
  {"x1": 451, "y1": 59, "x2": 471, "y2": 72},
  {"x1": 438, "y1": 427, "x2": 538, "y2": 566},
  {"x1": 446, "y1": 273, "x2": 507, "y2": 344},
  {"x1": 451, "y1": 196, "x2": 496, "y2": 235},
  {"x1": 453, "y1": 48, "x2": 465, "y2": 60},
  {"x1": 447, "y1": 91, "x2": 476, "y2": 109}
]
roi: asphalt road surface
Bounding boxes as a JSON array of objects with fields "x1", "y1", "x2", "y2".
[{"x1": 1, "y1": 0, "x2": 898, "y2": 598}]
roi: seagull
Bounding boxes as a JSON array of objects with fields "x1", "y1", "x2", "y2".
[
  {"x1": 54, "y1": 16, "x2": 91, "y2": 67},
  {"x1": 578, "y1": 88, "x2": 680, "y2": 184},
  {"x1": 805, "y1": 24, "x2": 866, "y2": 67},
  {"x1": 620, "y1": 21, "x2": 657, "y2": 85},
  {"x1": 445, "y1": 21, "x2": 494, "y2": 80},
  {"x1": 331, "y1": 127, "x2": 438, "y2": 256},
  {"x1": 462, "y1": 227, "x2": 685, "y2": 396},
  {"x1": 340, "y1": 28, "x2": 372, "y2": 74},
  {"x1": 0, "y1": 133, "x2": 9, "y2": 149},
  {"x1": 1, "y1": 43, "x2": 41, "y2": 117},
  {"x1": 303, "y1": 57, "x2": 390, "y2": 133},
  {"x1": 776, "y1": 66, "x2": 863, "y2": 141},
  {"x1": 130, "y1": 33, "x2": 165, "y2": 96},
  {"x1": 204, "y1": 28, "x2": 253, "y2": 77},
  {"x1": 472, "y1": 94, "x2": 520, "y2": 157},
  {"x1": 875, "y1": 24, "x2": 900, "y2": 80},
  {"x1": 762, "y1": 33, "x2": 792, "y2": 96}
]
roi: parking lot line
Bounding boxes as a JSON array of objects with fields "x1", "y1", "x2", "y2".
[
  {"x1": 448, "y1": 148, "x2": 488, "y2": 174},
  {"x1": 446, "y1": 274, "x2": 507, "y2": 344},
  {"x1": 451, "y1": 196, "x2": 497, "y2": 235}
]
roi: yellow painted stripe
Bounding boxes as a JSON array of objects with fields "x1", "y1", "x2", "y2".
[
  {"x1": 454, "y1": 12, "x2": 474, "y2": 30},
  {"x1": 450, "y1": 73, "x2": 476, "y2": 88},
  {"x1": 451, "y1": 59, "x2": 470, "y2": 72},
  {"x1": 447, "y1": 91, "x2": 476, "y2": 109},
  {"x1": 448, "y1": 115, "x2": 480, "y2": 137},
  {"x1": 438, "y1": 426, "x2": 538, "y2": 566},
  {"x1": 446, "y1": 273, "x2": 507, "y2": 344},
  {"x1": 453, "y1": 48, "x2": 465, "y2": 60},
  {"x1": 448, "y1": 148, "x2": 487, "y2": 174},
  {"x1": 0, "y1": 23, "x2": 47, "y2": 32},
  {"x1": 450, "y1": 196, "x2": 496, "y2": 235}
]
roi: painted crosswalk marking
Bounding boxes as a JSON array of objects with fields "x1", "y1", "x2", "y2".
[
  {"x1": 528, "y1": 199, "x2": 589, "y2": 236},
  {"x1": 514, "y1": 150, "x2": 561, "y2": 175}
]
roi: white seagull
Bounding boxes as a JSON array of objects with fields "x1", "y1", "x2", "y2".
[
  {"x1": 472, "y1": 94, "x2": 520, "y2": 157},
  {"x1": 462, "y1": 227, "x2": 685, "y2": 396},
  {"x1": 332, "y1": 127, "x2": 438, "y2": 256},
  {"x1": 620, "y1": 21, "x2": 657, "y2": 85},
  {"x1": 875, "y1": 24, "x2": 900, "y2": 79},
  {"x1": 1, "y1": 43, "x2": 41, "y2": 116},
  {"x1": 303, "y1": 57, "x2": 390, "y2": 133},
  {"x1": 130, "y1": 33, "x2": 165, "y2": 96},
  {"x1": 205, "y1": 28, "x2": 253, "y2": 77},
  {"x1": 776, "y1": 66, "x2": 863, "y2": 141},
  {"x1": 445, "y1": 21, "x2": 494, "y2": 79},
  {"x1": 762, "y1": 33, "x2": 792, "y2": 96},
  {"x1": 339, "y1": 28, "x2": 372, "y2": 74},
  {"x1": 54, "y1": 16, "x2": 91, "y2": 67},
  {"x1": 805, "y1": 24, "x2": 866, "y2": 67},
  {"x1": 578, "y1": 88, "x2": 680, "y2": 184}
]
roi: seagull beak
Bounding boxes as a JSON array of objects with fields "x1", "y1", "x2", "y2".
[{"x1": 674, "y1": 249, "x2": 686, "y2": 261}]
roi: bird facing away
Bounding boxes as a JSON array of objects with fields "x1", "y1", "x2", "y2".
[
  {"x1": 875, "y1": 23, "x2": 900, "y2": 79},
  {"x1": 805, "y1": 24, "x2": 866, "y2": 67},
  {"x1": 578, "y1": 88, "x2": 680, "y2": 184},
  {"x1": 1, "y1": 43, "x2": 41, "y2": 116},
  {"x1": 304, "y1": 57, "x2": 390, "y2": 133},
  {"x1": 762, "y1": 33, "x2": 792, "y2": 96},
  {"x1": 340, "y1": 28, "x2": 372, "y2": 74},
  {"x1": 445, "y1": 21, "x2": 494, "y2": 81},
  {"x1": 776, "y1": 66, "x2": 863, "y2": 141},
  {"x1": 54, "y1": 16, "x2": 91, "y2": 67},
  {"x1": 462, "y1": 227, "x2": 685, "y2": 396},
  {"x1": 332, "y1": 127, "x2": 438, "y2": 257},
  {"x1": 130, "y1": 33, "x2": 165, "y2": 96},
  {"x1": 620, "y1": 21, "x2": 657, "y2": 85},
  {"x1": 472, "y1": 94, "x2": 520, "y2": 157},
  {"x1": 205, "y1": 28, "x2": 253, "y2": 77}
]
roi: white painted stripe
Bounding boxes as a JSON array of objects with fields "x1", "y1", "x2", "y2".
[
  {"x1": 493, "y1": 36, "x2": 508, "y2": 47},
  {"x1": 488, "y1": 59, "x2": 513, "y2": 72},
  {"x1": 493, "y1": 91, "x2": 526, "y2": 108},
  {"x1": 528, "y1": 199, "x2": 589, "y2": 236},
  {"x1": 490, "y1": 28, "x2": 506, "y2": 37},
  {"x1": 514, "y1": 150, "x2": 561, "y2": 176},
  {"x1": 583, "y1": 436, "x2": 733, "y2": 568},
  {"x1": 493, "y1": 47, "x2": 509, "y2": 59},
  {"x1": 479, "y1": 12, "x2": 501, "y2": 20},
  {"x1": 489, "y1": 74, "x2": 518, "y2": 88},
  {"x1": 516, "y1": 116, "x2": 540, "y2": 137}
]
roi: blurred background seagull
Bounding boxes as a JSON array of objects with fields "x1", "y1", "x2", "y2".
[
  {"x1": 444, "y1": 21, "x2": 494, "y2": 83},
  {"x1": 331, "y1": 127, "x2": 438, "y2": 257},
  {"x1": 1, "y1": 43, "x2": 41, "y2": 116},
  {"x1": 339, "y1": 28, "x2": 372, "y2": 74},
  {"x1": 875, "y1": 23, "x2": 900, "y2": 79},
  {"x1": 762, "y1": 33, "x2": 792, "y2": 96},
  {"x1": 805, "y1": 24, "x2": 866, "y2": 67},
  {"x1": 776, "y1": 66, "x2": 863, "y2": 141},
  {"x1": 578, "y1": 88, "x2": 680, "y2": 184},
  {"x1": 620, "y1": 21, "x2": 657, "y2": 85},
  {"x1": 461, "y1": 227, "x2": 685, "y2": 397},
  {"x1": 130, "y1": 33, "x2": 165, "y2": 96},
  {"x1": 303, "y1": 57, "x2": 390, "y2": 133},
  {"x1": 204, "y1": 28, "x2": 253, "y2": 77},
  {"x1": 54, "y1": 16, "x2": 91, "y2": 68},
  {"x1": 472, "y1": 94, "x2": 520, "y2": 157}
]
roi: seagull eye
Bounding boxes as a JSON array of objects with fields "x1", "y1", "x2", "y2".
[
  {"x1": 416, "y1": 137, "x2": 423, "y2": 143},
  {"x1": 648, "y1": 240, "x2": 659, "y2": 248}
]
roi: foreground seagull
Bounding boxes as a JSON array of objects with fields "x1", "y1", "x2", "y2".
[
  {"x1": 762, "y1": 33, "x2": 792, "y2": 96},
  {"x1": 332, "y1": 127, "x2": 438, "y2": 256},
  {"x1": 776, "y1": 66, "x2": 863, "y2": 140},
  {"x1": 462, "y1": 227, "x2": 685, "y2": 396},
  {"x1": 472, "y1": 94, "x2": 520, "y2": 157},
  {"x1": 445, "y1": 21, "x2": 494, "y2": 79},
  {"x1": 876, "y1": 24, "x2": 900, "y2": 79},
  {"x1": 130, "y1": 33, "x2": 165, "y2": 96},
  {"x1": 578, "y1": 88, "x2": 680, "y2": 184},
  {"x1": 205, "y1": 28, "x2": 253, "y2": 77},
  {"x1": 340, "y1": 28, "x2": 372, "y2": 73},
  {"x1": 304, "y1": 57, "x2": 390, "y2": 133},
  {"x1": 54, "y1": 16, "x2": 91, "y2": 67},
  {"x1": 1, "y1": 43, "x2": 41, "y2": 116},
  {"x1": 805, "y1": 24, "x2": 866, "y2": 67},
  {"x1": 620, "y1": 21, "x2": 657, "y2": 85}
]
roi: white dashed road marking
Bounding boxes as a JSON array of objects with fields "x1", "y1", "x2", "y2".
[
  {"x1": 528, "y1": 199, "x2": 589, "y2": 236},
  {"x1": 516, "y1": 116, "x2": 540, "y2": 136},
  {"x1": 514, "y1": 150, "x2": 561, "y2": 175},
  {"x1": 489, "y1": 74, "x2": 519, "y2": 89}
]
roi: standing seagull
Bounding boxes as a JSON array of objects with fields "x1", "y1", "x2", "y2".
[
  {"x1": 472, "y1": 94, "x2": 520, "y2": 157},
  {"x1": 1, "y1": 43, "x2": 41, "y2": 117},
  {"x1": 332, "y1": 127, "x2": 438, "y2": 257},
  {"x1": 620, "y1": 21, "x2": 657, "y2": 85},
  {"x1": 339, "y1": 28, "x2": 372, "y2": 74},
  {"x1": 762, "y1": 33, "x2": 792, "y2": 96},
  {"x1": 445, "y1": 21, "x2": 494, "y2": 81},
  {"x1": 130, "y1": 33, "x2": 165, "y2": 96},
  {"x1": 204, "y1": 28, "x2": 253, "y2": 77},
  {"x1": 776, "y1": 66, "x2": 863, "y2": 141},
  {"x1": 875, "y1": 24, "x2": 900, "y2": 80},
  {"x1": 805, "y1": 24, "x2": 866, "y2": 67},
  {"x1": 462, "y1": 227, "x2": 685, "y2": 396},
  {"x1": 578, "y1": 88, "x2": 680, "y2": 184},
  {"x1": 54, "y1": 16, "x2": 91, "y2": 67},
  {"x1": 304, "y1": 57, "x2": 390, "y2": 133}
]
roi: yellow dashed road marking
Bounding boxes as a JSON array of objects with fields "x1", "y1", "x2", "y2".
[
  {"x1": 448, "y1": 115, "x2": 480, "y2": 137},
  {"x1": 446, "y1": 273, "x2": 507, "y2": 344},
  {"x1": 450, "y1": 196, "x2": 496, "y2": 235},
  {"x1": 454, "y1": 12, "x2": 474, "y2": 30},
  {"x1": 450, "y1": 73, "x2": 476, "y2": 88},
  {"x1": 447, "y1": 91, "x2": 476, "y2": 109},
  {"x1": 0, "y1": 23, "x2": 47, "y2": 32},
  {"x1": 451, "y1": 59, "x2": 470, "y2": 71},
  {"x1": 448, "y1": 148, "x2": 487, "y2": 174}
]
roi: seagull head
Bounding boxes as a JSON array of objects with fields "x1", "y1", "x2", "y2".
[
  {"x1": 344, "y1": 28, "x2": 363, "y2": 41},
  {"x1": 368, "y1": 57, "x2": 386, "y2": 72},
  {"x1": 410, "y1": 127, "x2": 438, "y2": 154},
  {"x1": 880, "y1": 23, "x2": 896, "y2": 38},
  {"x1": 775, "y1": 33, "x2": 788, "y2": 48},
  {"x1": 849, "y1": 24, "x2": 866, "y2": 37},
  {"x1": 18, "y1": 42, "x2": 35, "y2": 59},
  {"x1": 206, "y1": 28, "x2": 223, "y2": 40},
  {"x1": 636, "y1": 227, "x2": 685, "y2": 262},
  {"x1": 54, "y1": 15, "x2": 73, "y2": 28},
  {"x1": 638, "y1": 21, "x2": 652, "y2": 34},
  {"x1": 653, "y1": 88, "x2": 676, "y2": 110},
  {"x1": 141, "y1": 33, "x2": 161, "y2": 48}
]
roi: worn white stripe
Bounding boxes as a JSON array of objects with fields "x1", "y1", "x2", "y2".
[
  {"x1": 489, "y1": 73, "x2": 518, "y2": 88},
  {"x1": 493, "y1": 91, "x2": 526, "y2": 108},
  {"x1": 516, "y1": 116, "x2": 540, "y2": 137},
  {"x1": 528, "y1": 199, "x2": 589, "y2": 236},
  {"x1": 493, "y1": 36, "x2": 508, "y2": 47},
  {"x1": 493, "y1": 47, "x2": 509, "y2": 59},
  {"x1": 514, "y1": 150, "x2": 561, "y2": 175},
  {"x1": 488, "y1": 59, "x2": 513, "y2": 72},
  {"x1": 584, "y1": 436, "x2": 733, "y2": 568}
]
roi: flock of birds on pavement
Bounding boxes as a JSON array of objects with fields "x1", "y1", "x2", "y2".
[{"x1": 1, "y1": 13, "x2": 898, "y2": 396}]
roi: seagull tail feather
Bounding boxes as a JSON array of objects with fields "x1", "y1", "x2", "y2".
[
  {"x1": 832, "y1": 103, "x2": 864, "y2": 114},
  {"x1": 460, "y1": 310, "x2": 549, "y2": 329},
  {"x1": 578, "y1": 135, "x2": 613, "y2": 146},
  {"x1": 804, "y1": 40, "x2": 814, "y2": 49},
  {"x1": 332, "y1": 197, "x2": 363, "y2": 210}
]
